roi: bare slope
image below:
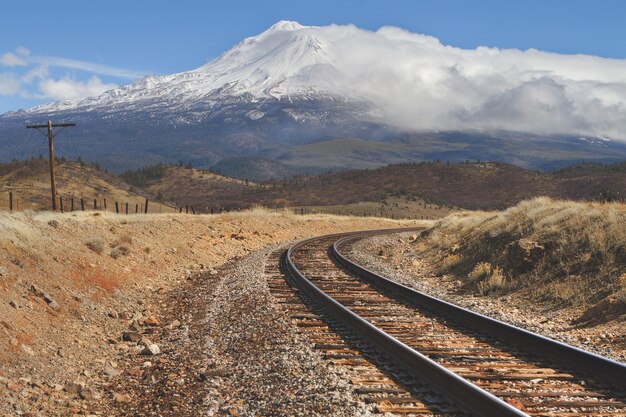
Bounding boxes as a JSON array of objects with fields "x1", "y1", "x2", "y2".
[
  {"x1": 0, "y1": 209, "x2": 409, "y2": 416},
  {"x1": 0, "y1": 158, "x2": 171, "y2": 212}
]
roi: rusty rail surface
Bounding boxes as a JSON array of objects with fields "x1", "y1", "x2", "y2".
[{"x1": 284, "y1": 229, "x2": 626, "y2": 417}]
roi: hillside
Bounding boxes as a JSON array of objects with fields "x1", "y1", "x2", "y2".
[
  {"x1": 348, "y1": 198, "x2": 626, "y2": 358},
  {"x1": 133, "y1": 161, "x2": 626, "y2": 212},
  {"x1": 0, "y1": 158, "x2": 172, "y2": 213},
  {"x1": 4, "y1": 159, "x2": 626, "y2": 214},
  {"x1": 0, "y1": 208, "x2": 407, "y2": 416},
  {"x1": 210, "y1": 156, "x2": 314, "y2": 181}
]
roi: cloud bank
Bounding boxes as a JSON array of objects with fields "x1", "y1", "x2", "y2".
[
  {"x1": 38, "y1": 76, "x2": 118, "y2": 100},
  {"x1": 253, "y1": 22, "x2": 626, "y2": 140}
]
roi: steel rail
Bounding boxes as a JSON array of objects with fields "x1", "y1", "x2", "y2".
[
  {"x1": 284, "y1": 231, "x2": 529, "y2": 417},
  {"x1": 332, "y1": 231, "x2": 626, "y2": 389}
]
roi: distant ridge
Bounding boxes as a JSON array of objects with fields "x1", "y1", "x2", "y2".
[{"x1": 129, "y1": 161, "x2": 626, "y2": 211}]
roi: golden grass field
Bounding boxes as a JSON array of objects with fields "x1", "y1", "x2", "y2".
[{"x1": 421, "y1": 197, "x2": 626, "y2": 318}]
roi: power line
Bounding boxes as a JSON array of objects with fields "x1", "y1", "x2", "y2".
[{"x1": 26, "y1": 120, "x2": 76, "y2": 211}]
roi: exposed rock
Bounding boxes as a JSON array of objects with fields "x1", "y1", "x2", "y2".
[
  {"x1": 114, "y1": 393, "x2": 132, "y2": 403},
  {"x1": 141, "y1": 344, "x2": 160, "y2": 356},
  {"x1": 44, "y1": 294, "x2": 59, "y2": 310},
  {"x1": 575, "y1": 295, "x2": 626, "y2": 325},
  {"x1": 103, "y1": 364, "x2": 121, "y2": 378},
  {"x1": 64, "y1": 382, "x2": 82, "y2": 395},
  {"x1": 0, "y1": 266, "x2": 7, "y2": 276},
  {"x1": 30, "y1": 284, "x2": 45, "y2": 298},
  {"x1": 122, "y1": 331, "x2": 141, "y2": 342},
  {"x1": 29, "y1": 284, "x2": 59, "y2": 309},
  {"x1": 79, "y1": 386, "x2": 100, "y2": 400},
  {"x1": 20, "y1": 344, "x2": 34, "y2": 356},
  {"x1": 143, "y1": 316, "x2": 160, "y2": 326}
]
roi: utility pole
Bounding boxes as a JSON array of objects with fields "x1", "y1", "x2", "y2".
[{"x1": 26, "y1": 120, "x2": 76, "y2": 211}]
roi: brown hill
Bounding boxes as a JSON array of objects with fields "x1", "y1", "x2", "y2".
[
  {"x1": 137, "y1": 161, "x2": 626, "y2": 212},
  {"x1": 0, "y1": 158, "x2": 172, "y2": 213},
  {"x1": 3, "y1": 159, "x2": 625, "y2": 214}
]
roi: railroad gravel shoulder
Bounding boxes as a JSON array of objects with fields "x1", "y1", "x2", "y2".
[
  {"x1": 347, "y1": 232, "x2": 626, "y2": 363},
  {"x1": 1, "y1": 211, "x2": 404, "y2": 416},
  {"x1": 94, "y1": 244, "x2": 372, "y2": 416}
]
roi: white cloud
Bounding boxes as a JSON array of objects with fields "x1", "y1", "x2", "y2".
[
  {"x1": 38, "y1": 76, "x2": 118, "y2": 100},
  {"x1": 0, "y1": 73, "x2": 21, "y2": 95},
  {"x1": 0, "y1": 52, "x2": 27, "y2": 67},
  {"x1": 1, "y1": 46, "x2": 143, "y2": 80},
  {"x1": 29, "y1": 56, "x2": 144, "y2": 79},
  {"x1": 16, "y1": 47, "x2": 30, "y2": 56},
  {"x1": 259, "y1": 23, "x2": 626, "y2": 139},
  {"x1": 21, "y1": 65, "x2": 48, "y2": 83},
  {"x1": 0, "y1": 46, "x2": 143, "y2": 104}
]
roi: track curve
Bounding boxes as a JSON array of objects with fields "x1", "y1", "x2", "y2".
[{"x1": 284, "y1": 229, "x2": 626, "y2": 417}]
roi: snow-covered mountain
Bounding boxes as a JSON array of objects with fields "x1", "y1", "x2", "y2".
[
  {"x1": 19, "y1": 21, "x2": 372, "y2": 119},
  {"x1": 2, "y1": 20, "x2": 626, "y2": 174}
]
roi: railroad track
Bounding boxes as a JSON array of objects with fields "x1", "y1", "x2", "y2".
[{"x1": 273, "y1": 229, "x2": 626, "y2": 417}]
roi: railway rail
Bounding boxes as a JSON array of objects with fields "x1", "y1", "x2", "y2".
[{"x1": 277, "y1": 229, "x2": 626, "y2": 417}]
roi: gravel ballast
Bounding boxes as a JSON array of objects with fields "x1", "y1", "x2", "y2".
[{"x1": 97, "y1": 244, "x2": 369, "y2": 416}]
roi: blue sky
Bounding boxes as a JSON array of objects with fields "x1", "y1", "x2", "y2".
[{"x1": 1, "y1": 0, "x2": 625, "y2": 113}]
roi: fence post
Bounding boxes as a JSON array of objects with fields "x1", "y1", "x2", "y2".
[
  {"x1": 144, "y1": 198, "x2": 148, "y2": 214},
  {"x1": 135, "y1": 204, "x2": 138, "y2": 214},
  {"x1": 115, "y1": 201, "x2": 119, "y2": 214},
  {"x1": 104, "y1": 198, "x2": 107, "y2": 211},
  {"x1": 71, "y1": 197, "x2": 74, "y2": 212},
  {"x1": 191, "y1": 206, "x2": 195, "y2": 215},
  {"x1": 94, "y1": 199, "x2": 97, "y2": 210},
  {"x1": 125, "y1": 202, "x2": 128, "y2": 214},
  {"x1": 185, "y1": 205, "x2": 188, "y2": 214},
  {"x1": 80, "y1": 198, "x2": 85, "y2": 211},
  {"x1": 179, "y1": 207, "x2": 182, "y2": 213},
  {"x1": 60, "y1": 196, "x2": 63, "y2": 213},
  {"x1": 9, "y1": 192, "x2": 13, "y2": 211}
]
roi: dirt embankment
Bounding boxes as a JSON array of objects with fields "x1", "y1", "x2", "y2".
[
  {"x1": 349, "y1": 198, "x2": 626, "y2": 359},
  {"x1": 0, "y1": 209, "x2": 407, "y2": 416}
]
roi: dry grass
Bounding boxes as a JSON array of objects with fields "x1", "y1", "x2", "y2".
[
  {"x1": 0, "y1": 160, "x2": 174, "y2": 213},
  {"x1": 468, "y1": 262, "x2": 492, "y2": 282},
  {"x1": 477, "y1": 266, "x2": 507, "y2": 294},
  {"x1": 436, "y1": 254, "x2": 463, "y2": 275},
  {"x1": 419, "y1": 198, "x2": 626, "y2": 320},
  {"x1": 86, "y1": 238, "x2": 104, "y2": 254}
]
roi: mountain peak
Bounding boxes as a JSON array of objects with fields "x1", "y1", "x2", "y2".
[{"x1": 267, "y1": 20, "x2": 305, "y2": 32}]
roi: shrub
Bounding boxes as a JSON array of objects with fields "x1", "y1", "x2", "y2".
[
  {"x1": 477, "y1": 267, "x2": 507, "y2": 294},
  {"x1": 435, "y1": 254, "x2": 462, "y2": 275},
  {"x1": 468, "y1": 262, "x2": 491, "y2": 282},
  {"x1": 86, "y1": 238, "x2": 104, "y2": 254},
  {"x1": 110, "y1": 245, "x2": 131, "y2": 259}
]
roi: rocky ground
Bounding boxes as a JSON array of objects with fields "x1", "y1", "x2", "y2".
[
  {"x1": 348, "y1": 232, "x2": 626, "y2": 363},
  {"x1": 91, "y1": 245, "x2": 370, "y2": 416},
  {"x1": 0, "y1": 209, "x2": 409, "y2": 416}
]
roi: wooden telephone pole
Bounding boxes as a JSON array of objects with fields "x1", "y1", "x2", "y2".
[{"x1": 26, "y1": 120, "x2": 76, "y2": 211}]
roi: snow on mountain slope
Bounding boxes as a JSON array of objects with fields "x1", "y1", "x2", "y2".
[
  {"x1": 8, "y1": 20, "x2": 626, "y2": 141},
  {"x1": 24, "y1": 21, "x2": 367, "y2": 116}
]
